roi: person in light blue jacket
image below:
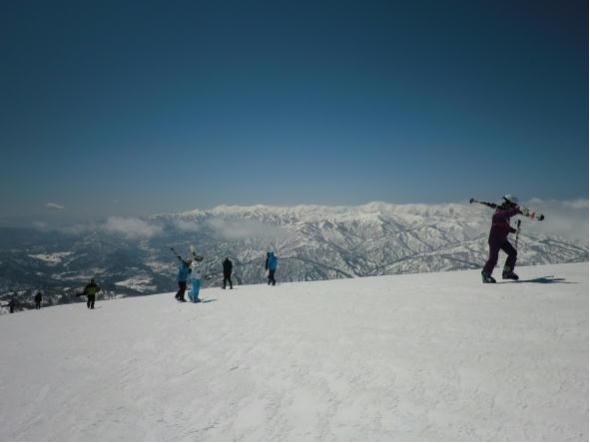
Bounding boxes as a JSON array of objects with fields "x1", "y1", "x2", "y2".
[
  {"x1": 189, "y1": 263, "x2": 202, "y2": 303},
  {"x1": 265, "y1": 252, "x2": 278, "y2": 286}
]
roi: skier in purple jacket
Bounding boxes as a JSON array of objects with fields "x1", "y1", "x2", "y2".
[{"x1": 481, "y1": 195, "x2": 522, "y2": 283}]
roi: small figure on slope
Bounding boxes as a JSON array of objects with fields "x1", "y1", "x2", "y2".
[
  {"x1": 222, "y1": 257, "x2": 233, "y2": 290},
  {"x1": 34, "y1": 291, "x2": 42, "y2": 310},
  {"x1": 265, "y1": 252, "x2": 278, "y2": 286},
  {"x1": 82, "y1": 279, "x2": 101, "y2": 309},
  {"x1": 481, "y1": 195, "x2": 524, "y2": 283},
  {"x1": 8, "y1": 297, "x2": 16, "y2": 314}
]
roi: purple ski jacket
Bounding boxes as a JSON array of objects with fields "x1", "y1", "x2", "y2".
[{"x1": 488, "y1": 207, "x2": 521, "y2": 243}]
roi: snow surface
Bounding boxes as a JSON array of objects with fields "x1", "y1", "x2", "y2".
[{"x1": 0, "y1": 263, "x2": 587, "y2": 441}]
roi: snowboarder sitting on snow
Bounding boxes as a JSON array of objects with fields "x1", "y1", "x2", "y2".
[
  {"x1": 222, "y1": 257, "x2": 233, "y2": 290},
  {"x1": 82, "y1": 279, "x2": 100, "y2": 309},
  {"x1": 481, "y1": 194, "x2": 528, "y2": 283},
  {"x1": 175, "y1": 255, "x2": 192, "y2": 302},
  {"x1": 34, "y1": 291, "x2": 42, "y2": 310},
  {"x1": 265, "y1": 252, "x2": 278, "y2": 286}
]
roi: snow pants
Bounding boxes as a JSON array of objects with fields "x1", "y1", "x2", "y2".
[
  {"x1": 35, "y1": 301, "x2": 41, "y2": 310},
  {"x1": 176, "y1": 281, "x2": 187, "y2": 301},
  {"x1": 87, "y1": 294, "x2": 95, "y2": 309},
  {"x1": 189, "y1": 279, "x2": 201, "y2": 302},
  {"x1": 223, "y1": 275, "x2": 233, "y2": 289},
  {"x1": 483, "y1": 238, "x2": 517, "y2": 275},
  {"x1": 268, "y1": 269, "x2": 276, "y2": 286}
]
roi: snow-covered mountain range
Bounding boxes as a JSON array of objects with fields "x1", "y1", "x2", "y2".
[{"x1": 1, "y1": 201, "x2": 587, "y2": 311}]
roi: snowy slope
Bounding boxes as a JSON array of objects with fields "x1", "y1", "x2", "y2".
[{"x1": 0, "y1": 263, "x2": 587, "y2": 441}]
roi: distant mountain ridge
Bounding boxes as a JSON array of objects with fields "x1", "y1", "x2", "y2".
[{"x1": 1, "y1": 201, "x2": 587, "y2": 312}]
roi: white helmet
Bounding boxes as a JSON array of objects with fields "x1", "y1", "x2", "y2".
[{"x1": 502, "y1": 194, "x2": 519, "y2": 205}]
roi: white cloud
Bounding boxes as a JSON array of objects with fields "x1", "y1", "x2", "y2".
[
  {"x1": 103, "y1": 217, "x2": 162, "y2": 239},
  {"x1": 60, "y1": 223, "x2": 96, "y2": 236},
  {"x1": 32, "y1": 221, "x2": 48, "y2": 230},
  {"x1": 46, "y1": 202, "x2": 64, "y2": 210},
  {"x1": 174, "y1": 220, "x2": 201, "y2": 232},
  {"x1": 563, "y1": 199, "x2": 588, "y2": 210},
  {"x1": 523, "y1": 198, "x2": 588, "y2": 244}
]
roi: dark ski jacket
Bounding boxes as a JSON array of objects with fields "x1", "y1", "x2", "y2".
[
  {"x1": 489, "y1": 207, "x2": 521, "y2": 243},
  {"x1": 34, "y1": 292, "x2": 42, "y2": 303},
  {"x1": 223, "y1": 259, "x2": 233, "y2": 276},
  {"x1": 83, "y1": 282, "x2": 100, "y2": 297}
]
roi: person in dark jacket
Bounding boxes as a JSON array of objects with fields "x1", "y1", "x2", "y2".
[
  {"x1": 265, "y1": 252, "x2": 278, "y2": 286},
  {"x1": 482, "y1": 195, "x2": 523, "y2": 283},
  {"x1": 175, "y1": 255, "x2": 192, "y2": 302},
  {"x1": 222, "y1": 257, "x2": 233, "y2": 290},
  {"x1": 82, "y1": 279, "x2": 101, "y2": 309},
  {"x1": 8, "y1": 297, "x2": 16, "y2": 314},
  {"x1": 34, "y1": 291, "x2": 42, "y2": 310}
]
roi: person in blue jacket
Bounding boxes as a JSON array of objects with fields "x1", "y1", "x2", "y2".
[
  {"x1": 265, "y1": 252, "x2": 278, "y2": 286},
  {"x1": 175, "y1": 255, "x2": 192, "y2": 302}
]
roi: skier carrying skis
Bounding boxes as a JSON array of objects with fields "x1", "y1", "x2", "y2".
[
  {"x1": 265, "y1": 252, "x2": 278, "y2": 286},
  {"x1": 81, "y1": 279, "x2": 100, "y2": 309},
  {"x1": 34, "y1": 291, "x2": 42, "y2": 310},
  {"x1": 222, "y1": 257, "x2": 233, "y2": 290},
  {"x1": 481, "y1": 195, "x2": 525, "y2": 283},
  {"x1": 175, "y1": 254, "x2": 192, "y2": 302}
]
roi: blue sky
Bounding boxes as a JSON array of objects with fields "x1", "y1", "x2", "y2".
[{"x1": 0, "y1": 0, "x2": 587, "y2": 220}]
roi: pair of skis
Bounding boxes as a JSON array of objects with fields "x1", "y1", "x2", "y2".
[
  {"x1": 469, "y1": 198, "x2": 545, "y2": 221},
  {"x1": 170, "y1": 246, "x2": 204, "y2": 262}
]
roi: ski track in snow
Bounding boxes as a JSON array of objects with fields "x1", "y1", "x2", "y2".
[{"x1": 0, "y1": 263, "x2": 587, "y2": 441}]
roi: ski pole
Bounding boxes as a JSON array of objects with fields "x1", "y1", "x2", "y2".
[
  {"x1": 515, "y1": 219, "x2": 522, "y2": 249},
  {"x1": 170, "y1": 247, "x2": 184, "y2": 261}
]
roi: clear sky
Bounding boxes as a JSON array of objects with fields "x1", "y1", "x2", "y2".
[{"x1": 0, "y1": 0, "x2": 587, "y2": 220}]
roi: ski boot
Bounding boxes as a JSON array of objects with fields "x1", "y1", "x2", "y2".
[
  {"x1": 502, "y1": 267, "x2": 519, "y2": 280},
  {"x1": 481, "y1": 271, "x2": 496, "y2": 283}
]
